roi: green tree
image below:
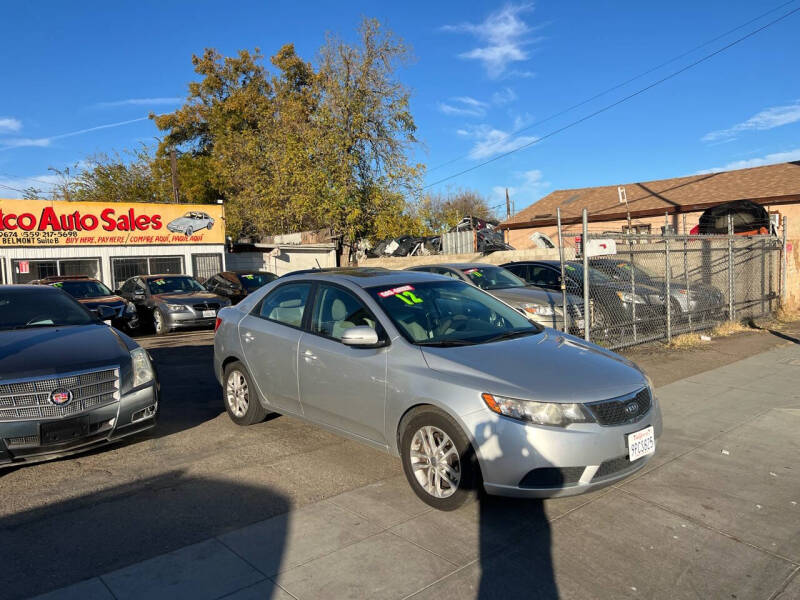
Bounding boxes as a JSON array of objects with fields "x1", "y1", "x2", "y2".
[{"x1": 414, "y1": 189, "x2": 495, "y2": 232}]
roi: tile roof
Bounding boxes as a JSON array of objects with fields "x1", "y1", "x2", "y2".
[{"x1": 500, "y1": 161, "x2": 800, "y2": 229}]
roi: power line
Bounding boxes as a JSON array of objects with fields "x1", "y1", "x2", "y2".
[
  {"x1": 0, "y1": 171, "x2": 57, "y2": 189},
  {"x1": 423, "y1": 5, "x2": 800, "y2": 190},
  {"x1": 0, "y1": 183, "x2": 29, "y2": 194},
  {"x1": 426, "y1": 0, "x2": 797, "y2": 175}
]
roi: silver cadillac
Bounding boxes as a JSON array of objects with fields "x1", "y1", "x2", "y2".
[
  {"x1": 0, "y1": 285, "x2": 158, "y2": 467},
  {"x1": 213, "y1": 268, "x2": 661, "y2": 510}
]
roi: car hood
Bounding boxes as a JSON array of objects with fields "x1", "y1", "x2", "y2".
[
  {"x1": 0, "y1": 324, "x2": 131, "y2": 380},
  {"x1": 420, "y1": 331, "x2": 646, "y2": 403},
  {"x1": 152, "y1": 291, "x2": 223, "y2": 304},
  {"x1": 168, "y1": 217, "x2": 191, "y2": 226},
  {"x1": 488, "y1": 286, "x2": 578, "y2": 307},
  {"x1": 78, "y1": 295, "x2": 127, "y2": 309}
]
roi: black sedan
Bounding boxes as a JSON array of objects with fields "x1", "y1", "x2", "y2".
[
  {"x1": 33, "y1": 276, "x2": 139, "y2": 331},
  {"x1": 0, "y1": 285, "x2": 158, "y2": 467},
  {"x1": 502, "y1": 260, "x2": 667, "y2": 337},
  {"x1": 203, "y1": 271, "x2": 277, "y2": 304}
]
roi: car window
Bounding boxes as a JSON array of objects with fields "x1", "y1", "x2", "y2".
[
  {"x1": 50, "y1": 280, "x2": 113, "y2": 299},
  {"x1": 311, "y1": 284, "x2": 377, "y2": 341},
  {"x1": 0, "y1": 288, "x2": 95, "y2": 330},
  {"x1": 121, "y1": 279, "x2": 135, "y2": 294},
  {"x1": 256, "y1": 283, "x2": 311, "y2": 328},
  {"x1": 503, "y1": 264, "x2": 528, "y2": 280},
  {"x1": 438, "y1": 269, "x2": 462, "y2": 280},
  {"x1": 147, "y1": 276, "x2": 205, "y2": 294},
  {"x1": 530, "y1": 266, "x2": 559, "y2": 287},
  {"x1": 461, "y1": 266, "x2": 526, "y2": 290}
]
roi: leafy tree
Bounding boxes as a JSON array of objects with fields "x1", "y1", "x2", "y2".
[{"x1": 414, "y1": 189, "x2": 495, "y2": 232}]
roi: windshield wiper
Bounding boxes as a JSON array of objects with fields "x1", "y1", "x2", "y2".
[
  {"x1": 416, "y1": 339, "x2": 476, "y2": 347},
  {"x1": 483, "y1": 329, "x2": 539, "y2": 344}
]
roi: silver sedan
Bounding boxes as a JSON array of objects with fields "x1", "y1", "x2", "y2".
[{"x1": 213, "y1": 268, "x2": 661, "y2": 510}]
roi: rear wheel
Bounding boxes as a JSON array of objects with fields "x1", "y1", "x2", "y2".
[
  {"x1": 400, "y1": 407, "x2": 480, "y2": 511},
  {"x1": 224, "y1": 362, "x2": 267, "y2": 426}
]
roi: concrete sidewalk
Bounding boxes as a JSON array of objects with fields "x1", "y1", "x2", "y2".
[{"x1": 32, "y1": 344, "x2": 800, "y2": 600}]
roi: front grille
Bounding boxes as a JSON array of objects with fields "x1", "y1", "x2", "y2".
[
  {"x1": 586, "y1": 387, "x2": 651, "y2": 426},
  {"x1": 594, "y1": 455, "x2": 645, "y2": 480},
  {"x1": 0, "y1": 368, "x2": 120, "y2": 422},
  {"x1": 193, "y1": 302, "x2": 220, "y2": 311},
  {"x1": 519, "y1": 466, "x2": 585, "y2": 488},
  {"x1": 5, "y1": 434, "x2": 40, "y2": 449}
]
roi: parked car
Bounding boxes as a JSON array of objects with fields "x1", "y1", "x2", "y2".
[
  {"x1": 118, "y1": 274, "x2": 230, "y2": 335},
  {"x1": 502, "y1": 260, "x2": 666, "y2": 336},
  {"x1": 33, "y1": 275, "x2": 139, "y2": 331},
  {"x1": 203, "y1": 271, "x2": 278, "y2": 304},
  {"x1": 214, "y1": 268, "x2": 661, "y2": 510},
  {"x1": 407, "y1": 263, "x2": 586, "y2": 334},
  {"x1": 588, "y1": 258, "x2": 726, "y2": 318},
  {"x1": 166, "y1": 211, "x2": 215, "y2": 236},
  {"x1": 0, "y1": 285, "x2": 158, "y2": 467}
]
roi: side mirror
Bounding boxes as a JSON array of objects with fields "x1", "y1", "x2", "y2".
[
  {"x1": 94, "y1": 305, "x2": 116, "y2": 321},
  {"x1": 341, "y1": 326, "x2": 381, "y2": 348},
  {"x1": 132, "y1": 290, "x2": 145, "y2": 300}
]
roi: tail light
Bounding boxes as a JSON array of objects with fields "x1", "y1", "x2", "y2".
[{"x1": 214, "y1": 317, "x2": 222, "y2": 332}]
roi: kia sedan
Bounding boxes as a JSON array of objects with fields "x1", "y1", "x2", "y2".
[
  {"x1": 213, "y1": 268, "x2": 661, "y2": 510},
  {"x1": 0, "y1": 285, "x2": 158, "y2": 467}
]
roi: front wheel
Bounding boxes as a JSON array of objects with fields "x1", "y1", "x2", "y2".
[
  {"x1": 400, "y1": 407, "x2": 480, "y2": 511},
  {"x1": 153, "y1": 308, "x2": 169, "y2": 336},
  {"x1": 223, "y1": 362, "x2": 267, "y2": 426},
  {"x1": 185, "y1": 227, "x2": 194, "y2": 237}
]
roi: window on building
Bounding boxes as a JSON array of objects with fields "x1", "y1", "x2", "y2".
[
  {"x1": 111, "y1": 256, "x2": 185, "y2": 290},
  {"x1": 12, "y1": 258, "x2": 100, "y2": 284},
  {"x1": 192, "y1": 253, "x2": 223, "y2": 283}
]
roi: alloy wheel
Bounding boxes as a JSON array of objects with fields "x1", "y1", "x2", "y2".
[
  {"x1": 226, "y1": 370, "x2": 249, "y2": 417},
  {"x1": 409, "y1": 425, "x2": 461, "y2": 498},
  {"x1": 153, "y1": 311, "x2": 164, "y2": 334}
]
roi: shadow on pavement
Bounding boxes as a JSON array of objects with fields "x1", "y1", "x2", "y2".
[{"x1": 0, "y1": 470, "x2": 290, "y2": 599}]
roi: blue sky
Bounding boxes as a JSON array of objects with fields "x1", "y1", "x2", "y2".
[{"x1": 1, "y1": 1, "x2": 798, "y2": 216}]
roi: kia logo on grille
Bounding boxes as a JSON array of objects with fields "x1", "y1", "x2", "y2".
[
  {"x1": 624, "y1": 401, "x2": 639, "y2": 416},
  {"x1": 49, "y1": 388, "x2": 73, "y2": 407}
]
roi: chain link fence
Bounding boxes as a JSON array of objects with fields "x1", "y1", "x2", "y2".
[{"x1": 557, "y1": 227, "x2": 783, "y2": 350}]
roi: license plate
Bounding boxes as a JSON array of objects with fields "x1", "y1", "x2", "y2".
[
  {"x1": 627, "y1": 426, "x2": 655, "y2": 461},
  {"x1": 202, "y1": 310, "x2": 216, "y2": 318}
]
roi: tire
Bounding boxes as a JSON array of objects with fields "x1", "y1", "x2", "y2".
[
  {"x1": 153, "y1": 308, "x2": 169, "y2": 336},
  {"x1": 399, "y1": 406, "x2": 481, "y2": 511},
  {"x1": 185, "y1": 227, "x2": 194, "y2": 237},
  {"x1": 207, "y1": 221, "x2": 214, "y2": 231},
  {"x1": 223, "y1": 362, "x2": 267, "y2": 426}
]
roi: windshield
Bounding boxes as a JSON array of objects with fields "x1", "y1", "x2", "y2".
[
  {"x1": 368, "y1": 280, "x2": 539, "y2": 346},
  {"x1": 237, "y1": 273, "x2": 277, "y2": 291},
  {"x1": 609, "y1": 261, "x2": 657, "y2": 281},
  {"x1": 147, "y1": 276, "x2": 205, "y2": 295},
  {"x1": 50, "y1": 280, "x2": 113, "y2": 299},
  {"x1": 563, "y1": 263, "x2": 612, "y2": 284},
  {"x1": 461, "y1": 266, "x2": 526, "y2": 290},
  {"x1": 0, "y1": 289, "x2": 95, "y2": 330}
]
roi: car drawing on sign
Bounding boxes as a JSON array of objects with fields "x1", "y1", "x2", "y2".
[
  {"x1": 0, "y1": 285, "x2": 158, "y2": 467},
  {"x1": 33, "y1": 275, "x2": 139, "y2": 331},
  {"x1": 213, "y1": 268, "x2": 660, "y2": 510},
  {"x1": 166, "y1": 211, "x2": 215, "y2": 237},
  {"x1": 118, "y1": 274, "x2": 231, "y2": 335}
]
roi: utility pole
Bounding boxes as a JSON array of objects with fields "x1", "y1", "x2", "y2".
[
  {"x1": 618, "y1": 185, "x2": 631, "y2": 234},
  {"x1": 505, "y1": 188, "x2": 511, "y2": 219},
  {"x1": 170, "y1": 149, "x2": 180, "y2": 203}
]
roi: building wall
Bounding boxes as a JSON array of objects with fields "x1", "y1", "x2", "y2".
[
  {"x1": 0, "y1": 244, "x2": 226, "y2": 288},
  {"x1": 359, "y1": 247, "x2": 567, "y2": 269},
  {"x1": 226, "y1": 246, "x2": 337, "y2": 276}
]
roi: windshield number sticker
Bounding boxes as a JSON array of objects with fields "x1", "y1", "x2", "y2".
[
  {"x1": 463, "y1": 268, "x2": 483, "y2": 277},
  {"x1": 53, "y1": 282, "x2": 63, "y2": 288},
  {"x1": 242, "y1": 274, "x2": 255, "y2": 279},
  {"x1": 153, "y1": 278, "x2": 166, "y2": 285},
  {"x1": 565, "y1": 265, "x2": 576, "y2": 272},
  {"x1": 379, "y1": 285, "x2": 423, "y2": 305}
]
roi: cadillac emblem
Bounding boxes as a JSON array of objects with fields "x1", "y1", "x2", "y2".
[{"x1": 49, "y1": 388, "x2": 73, "y2": 407}]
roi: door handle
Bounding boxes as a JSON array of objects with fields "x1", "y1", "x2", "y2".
[{"x1": 243, "y1": 332, "x2": 255, "y2": 344}]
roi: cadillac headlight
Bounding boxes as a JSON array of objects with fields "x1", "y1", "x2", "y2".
[
  {"x1": 481, "y1": 393, "x2": 595, "y2": 427},
  {"x1": 166, "y1": 303, "x2": 189, "y2": 312},
  {"x1": 520, "y1": 303, "x2": 555, "y2": 317},
  {"x1": 124, "y1": 302, "x2": 137, "y2": 314},
  {"x1": 130, "y1": 348, "x2": 155, "y2": 387},
  {"x1": 615, "y1": 291, "x2": 646, "y2": 305}
]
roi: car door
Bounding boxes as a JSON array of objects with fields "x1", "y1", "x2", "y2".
[
  {"x1": 297, "y1": 283, "x2": 388, "y2": 445},
  {"x1": 238, "y1": 282, "x2": 311, "y2": 416}
]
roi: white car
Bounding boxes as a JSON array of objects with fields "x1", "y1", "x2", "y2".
[{"x1": 166, "y1": 211, "x2": 215, "y2": 236}]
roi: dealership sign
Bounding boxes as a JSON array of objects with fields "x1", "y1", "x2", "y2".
[{"x1": 0, "y1": 199, "x2": 224, "y2": 246}]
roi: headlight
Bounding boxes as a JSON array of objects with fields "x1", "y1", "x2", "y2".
[
  {"x1": 520, "y1": 303, "x2": 555, "y2": 317},
  {"x1": 615, "y1": 291, "x2": 646, "y2": 304},
  {"x1": 124, "y1": 302, "x2": 137, "y2": 314},
  {"x1": 130, "y1": 348, "x2": 155, "y2": 387},
  {"x1": 166, "y1": 303, "x2": 188, "y2": 312},
  {"x1": 481, "y1": 393, "x2": 595, "y2": 427}
]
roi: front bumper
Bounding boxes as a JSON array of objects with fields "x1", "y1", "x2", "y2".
[
  {"x1": 0, "y1": 383, "x2": 158, "y2": 468},
  {"x1": 461, "y1": 398, "x2": 662, "y2": 498},
  {"x1": 164, "y1": 309, "x2": 217, "y2": 330}
]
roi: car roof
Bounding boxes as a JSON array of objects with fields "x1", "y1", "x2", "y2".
[
  {"x1": 503, "y1": 260, "x2": 561, "y2": 266},
  {"x1": 279, "y1": 267, "x2": 447, "y2": 288},
  {"x1": 409, "y1": 262, "x2": 495, "y2": 270},
  {"x1": 0, "y1": 284, "x2": 60, "y2": 292},
  {"x1": 141, "y1": 273, "x2": 192, "y2": 280}
]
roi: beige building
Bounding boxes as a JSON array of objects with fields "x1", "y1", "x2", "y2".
[{"x1": 499, "y1": 162, "x2": 800, "y2": 306}]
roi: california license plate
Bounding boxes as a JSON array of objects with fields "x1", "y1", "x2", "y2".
[
  {"x1": 627, "y1": 426, "x2": 655, "y2": 461},
  {"x1": 202, "y1": 310, "x2": 216, "y2": 318}
]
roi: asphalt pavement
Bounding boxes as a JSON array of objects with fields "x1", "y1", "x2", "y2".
[{"x1": 2, "y1": 325, "x2": 799, "y2": 599}]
